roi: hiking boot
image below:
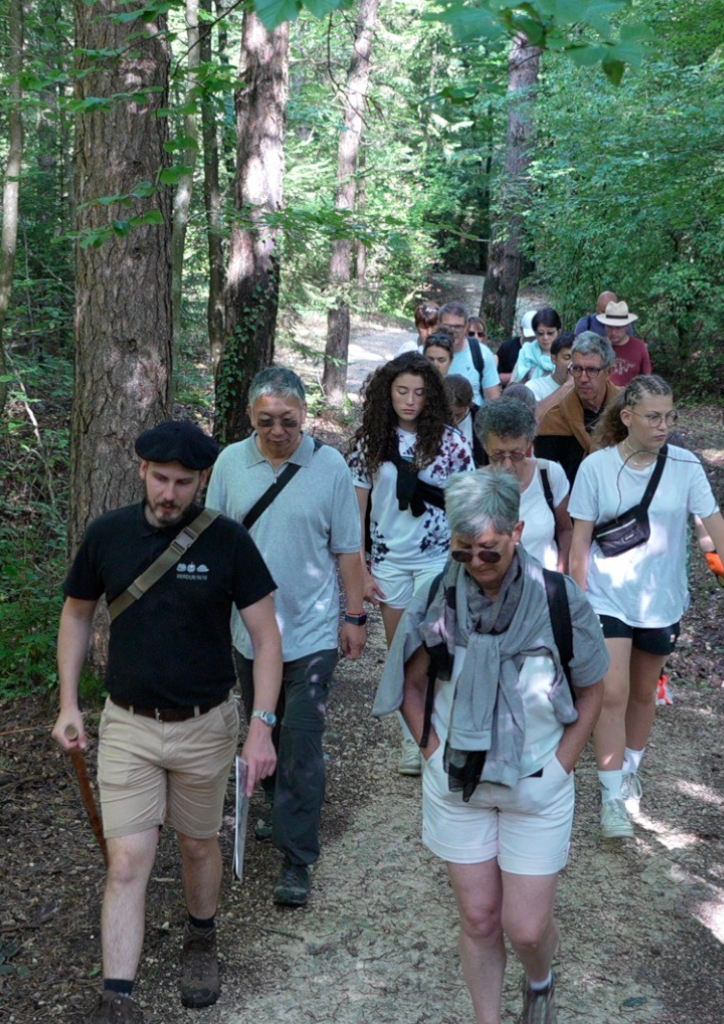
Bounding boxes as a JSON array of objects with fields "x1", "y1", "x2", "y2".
[
  {"x1": 180, "y1": 923, "x2": 220, "y2": 1008},
  {"x1": 600, "y1": 797, "x2": 634, "y2": 840},
  {"x1": 254, "y1": 817, "x2": 273, "y2": 841},
  {"x1": 274, "y1": 858, "x2": 310, "y2": 907},
  {"x1": 90, "y1": 991, "x2": 144, "y2": 1023},
  {"x1": 397, "y1": 737, "x2": 422, "y2": 776},
  {"x1": 520, "y1": 974, "x2": 557, "y2": 1024},
  {"x1": 621, "y1": 772, "x2": 643, "y2": 816}
]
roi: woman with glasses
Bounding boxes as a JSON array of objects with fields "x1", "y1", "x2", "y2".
[
  {"x1": 348, "y1": 353, "x2": 474, "y2": 773},
  {"x1": 476, "y1": 398, "x2": 573, "y2": 572},
  {"x1": 373, "y1": 471, "x2": 608, "y2": 1024},
  {"x1": 569, "y1": 375, "x2": 724, "y2": 839},
  {"x1": 512, "y1": 308, "x2": 562, "y2": 383}
]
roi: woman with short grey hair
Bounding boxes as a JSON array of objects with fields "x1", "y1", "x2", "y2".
[
  {"x1": 373, "y1": 468, "x2": 608, "y2": 1024},
  {"x1": 475, "y1": 398, "x2": 573, "y2": 572}
]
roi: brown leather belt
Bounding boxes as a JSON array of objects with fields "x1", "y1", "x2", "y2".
[{"x1": 110, "y1": 693, "x2": 229, "y2": 723}]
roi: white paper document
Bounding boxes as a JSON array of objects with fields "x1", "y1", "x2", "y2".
[{"x1": 233, "y1": 756, "x2": 250, "y2": 883}]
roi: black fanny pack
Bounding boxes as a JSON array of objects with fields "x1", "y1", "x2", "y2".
[{"x1": 592, "y1": 446, "x2": 667, "y2": 557}]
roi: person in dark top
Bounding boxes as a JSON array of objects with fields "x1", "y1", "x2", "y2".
[
  {"x1": 574, "y1": 290, "x2": 634, "y2": 339},
  {"x1": 496, "y1": 310, "x2": 536, "y2": 387},
  {"x1": 51, "y1": 421, "x2": 282, "y2": 1024},
  {"x1": 535, "y1": 332, "x2": 620, "y2": 486}
]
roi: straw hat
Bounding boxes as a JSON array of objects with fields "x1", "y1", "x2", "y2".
[{"x1": 596, "y1": 300, "x2": 638, "y2": 327}]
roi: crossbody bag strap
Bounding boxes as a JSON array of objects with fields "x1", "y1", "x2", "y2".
[
  {"x1": 109, "y1": 507, "x2": 221, "y2": 623},
  {"x1": 242, "y1": 437, "x2": 324, "y2": 531},
  {"x1": 638, "y1": 444, "x2": 668, "y2": 512},
  {"x1": 542, "y1": 568, "x2": 574, "y2": 700},
  {"x1": 468, "y1": 335, "x2": 484, "y2": 393}
]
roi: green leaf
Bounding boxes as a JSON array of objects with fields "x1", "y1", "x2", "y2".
[
  {"x1": 158, "y1": 165, "x2": 190, "y2": 185},
  {"x1": 303, "y1": 0, "x2": 351, "y2": 15},
  {"x1": 112, "y1": 220, "x2": 131, "y2": 236},
  {"x1": 131, "y1": 210, "x2": 165, "y2": 226},
  {"x1": 602, "y1": 57, "x2": 625, "y2": 85},
  {"x1": 253, "y1": 0, "x2": 301, "y2": 30}
]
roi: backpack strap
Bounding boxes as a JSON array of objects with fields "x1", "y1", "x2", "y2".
[
  {"x1": 420, "y1": 570, "x2": 447, "y2": 748},
  {"x1": 542, "y1": 568, "x2": 574, "y2": 699},
  {"x1": 243, "y1": 437, "x2": 324, "y2": 531},
  {"x1": 539, "y1": 463, "x2": 555, "y2": 515},
  {"x1": 109, "y1": 507, "x2": 221, "y2": 623},
  {"x1": 468, "y1": 335, "x2": 485, "y2": 395}
]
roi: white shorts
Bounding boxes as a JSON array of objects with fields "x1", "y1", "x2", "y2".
[
  {"x1": 421, "y1": 746, "x2": 575, "y2": 875},
  {"x1": 373, "y1": 559, "x2": 447, "y2": 610}
]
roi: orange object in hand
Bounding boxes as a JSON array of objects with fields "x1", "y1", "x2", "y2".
[{"x1": 705, "y1": 552, "x2": 724, "y2": 576}]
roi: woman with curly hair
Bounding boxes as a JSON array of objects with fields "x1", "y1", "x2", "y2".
[
  {"x1": 569, "y1": 375, "x2": 724, "y2": 840},
  {"x1": 348, "y1": 353, "x2": 474, "y2": 773}
]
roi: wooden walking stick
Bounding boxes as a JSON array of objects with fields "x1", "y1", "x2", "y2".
[{"x1": 64, "y1": 725, "x2": 108, "y2": 867}]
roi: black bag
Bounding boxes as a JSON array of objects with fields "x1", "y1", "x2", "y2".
[{"x1": 592, "y1": 446, "x2": 667, "y2": 557}]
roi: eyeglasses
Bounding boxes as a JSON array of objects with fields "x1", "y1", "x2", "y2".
[
  {"x1": 441, "y1": 321, "x2": 466, "y2": 332},
  {"x1": 630, "y1": 409, "x2": 679, "y2": 428},
  {"x1": 487, "y1": 450, "x2": 526, "y2": 464},
  {"x1": 451, "y1": 548, "x2": 502, "y2": 564},
  {"x1": 570, "y1": 364, "x2": 604, "y2": 379},
  {"x1": 467, "y1": 331, "x2": 486, "y2": 339}
]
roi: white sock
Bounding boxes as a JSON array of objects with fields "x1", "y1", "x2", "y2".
[
  {"x1": 623, "y1": 747, "x2": 645, "y2": 774},
  {"x1": 598, "y1": 769, "x2": 623, "y2": 802},
  {"x1": 529, "y1": 971, "x2": 553, "y2": 992}
]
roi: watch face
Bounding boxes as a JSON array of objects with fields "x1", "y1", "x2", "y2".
[{"x1": 254, "y1": 710, "x2": 276, "y2": 727}]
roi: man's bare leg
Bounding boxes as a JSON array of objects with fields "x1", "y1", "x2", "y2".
[
  {"x1": 101, "y1": 828, "x2": 159, "y2": 980},
  {"x1": 177, "y1": 834, "x2": 223, "y2": 918}
]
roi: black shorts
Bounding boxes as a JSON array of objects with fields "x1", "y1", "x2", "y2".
[{"x1": 599, "y1": 615, "x2": 680, "y2": 656}]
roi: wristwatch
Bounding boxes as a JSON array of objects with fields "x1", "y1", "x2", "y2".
[
  {"x1": 344, "y1": 611, "x2": 368, "y2": 626},
  {"x1": 251, "y1": 710, "x2": 277, "y2": 727}
]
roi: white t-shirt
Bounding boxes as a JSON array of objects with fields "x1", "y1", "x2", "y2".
[
  {"x1": 349, "y1": 426, "x2": 474, "y2": 570},
  {"x1": 568, "y1": 444, "x2": 719, "y2": 627},
  {"x1": 433, "y1": 647, "x2": 563, "y2": 777},
  {"x1": 449, "y1": 341, "x2": 500, "y2": 405},
  {"x1": 525, "y1": 374, "x2": 561, "y2": 401},
  {"x1": 520, "y1": 460, "x2": 569, "y2": 570}
]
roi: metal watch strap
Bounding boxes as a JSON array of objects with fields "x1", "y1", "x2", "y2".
[{"x1": 108, "y1": 507, "x2": 220, "y2": 623}]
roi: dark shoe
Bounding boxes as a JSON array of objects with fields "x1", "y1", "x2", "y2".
[
  {"x1": 254, "y1": 817, "x2": 272, "y2": 841},
  {"x1": 180, "y1": 923, "x2": 220, "y2": 1008},
  {"x1": 273, "y1": 859, "x2": 310, "y2": 907},
  {"x1": 520, "y1": 974, "x2": 557, "y2": 1024},
  {"x1": 90, "y1": 991, "x2": 144, "y2": 1023}
]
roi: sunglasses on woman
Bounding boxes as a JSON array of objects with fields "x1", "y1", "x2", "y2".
[
  {"x1": 467, "y1": 331, "x2": 486, "y2": 339},
  {"x1": 451, "y1": 548, "x2": 502, "y2": 564}
]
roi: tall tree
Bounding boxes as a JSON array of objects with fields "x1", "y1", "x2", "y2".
[
  {"x1": 0, "y1": 0, "x2": 23, "y2": 417},
  {"x1": 214, "y1": 11, "x2": 289, "y2": 444},
  {"x1": 170, "y1": 0, "x2": 202, "y2": 387},
  {"x1": 481, "y1": 33, "x2": 541, "y2": 337},
  {"x1": 71, "y1": 2, "x2": 173, "y2": 667},
  {"x1": 322, "y1": 0, "x2": 378, "y2": 404},
  {"x1": 200, "y1": 0, "x2": 226, "y2": 367}
]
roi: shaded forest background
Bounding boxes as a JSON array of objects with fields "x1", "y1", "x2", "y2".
[{"x1": 1, "y1": 0, "x2": 724, "y2": 694}]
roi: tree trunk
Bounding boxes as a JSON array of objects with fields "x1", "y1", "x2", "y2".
[
  {"x1": 71, "y1": 1, "x2": 172, "y2": 671},
  {"x1": 0, "y1": 0, "x2": 23, "y2": 417},
  {"x1": 322, "y1": 0, "x2": 378, "y2": 405},
  {"x1": 481, "y1": 34, "x2": 541, "y2": 337},
  {"x1": 214, "y1": 11, "x2": 288, "y2": 444},
  {"x1": 170, "y1": 0, "x2": 201, "y2": 390},
  {"x1": 200, "y1": 0, "x2": 226, "y2": 368}
]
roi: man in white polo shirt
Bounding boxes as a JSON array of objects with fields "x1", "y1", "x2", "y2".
[{"x1": 206, "y1": 367, "x2": 366, "y2": 908}]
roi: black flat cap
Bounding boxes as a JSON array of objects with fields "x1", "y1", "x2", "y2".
[{"x1": 135, "y1": 421, "x2": 219, "y2": 470}]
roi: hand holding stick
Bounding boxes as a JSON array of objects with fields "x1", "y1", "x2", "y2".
[{"x1": 64, "y1": 725, "x2": 108, "y2": 867}]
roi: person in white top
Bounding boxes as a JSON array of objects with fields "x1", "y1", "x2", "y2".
[
  {"x1": 525, "y1": 333, "x2": 574, "y2": 423},
  {"x1": 569, "y1": 375, "x2": 724, "y2": 840},
  {"x1": 348, "y1": 353, "x2": 474, "y2": 774},
  {"x1": 475, "y1": 398, "x2": 572, "y2": 572}
]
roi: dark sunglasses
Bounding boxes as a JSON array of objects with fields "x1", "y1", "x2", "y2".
[
  {"x1": 467, "y1": 331, "x2": 486, "y2": 339},
  {"x1": 451, "y1": 548, "x2": 502, "y2": 564}
]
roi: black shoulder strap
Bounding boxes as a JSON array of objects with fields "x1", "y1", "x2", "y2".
[
  {"x1": 468, "y1": 335, "x2": 484, "y2": 392},
  {"x1": 243, "y1": 437, "x2": 323, "y2": 531},
  {"x1": 540, "y1": 465, "x2": 554, "y2": 514},
  {"x1": 542, "y1": 568, "x2": 574, "y2": 699},
  {"x1": 639, "y1": 444, "x2": 667, "y2": 512},
  {"x1": 421, "y1": 570, "x2": 446, "y2": 748}
]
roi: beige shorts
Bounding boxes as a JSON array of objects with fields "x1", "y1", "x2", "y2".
[{"x1": 97, "y1": 695, "x2": 239, "y2": 840}]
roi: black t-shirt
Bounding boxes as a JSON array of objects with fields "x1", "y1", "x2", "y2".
[
  {"x1": 64, "y1": 502, "x2": 276, "y2": 707},
  {"x1": 496, "y1": 336, "x2": 522, "y2": 375}
]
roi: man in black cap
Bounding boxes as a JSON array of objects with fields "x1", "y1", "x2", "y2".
[{"x1": 52, "y1": 421, "x2": 282, "y2": 1024}]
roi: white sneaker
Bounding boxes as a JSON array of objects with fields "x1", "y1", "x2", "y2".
[
  {"x1": 600, "y1": 797, "x2": 634, "y2": 840},
  {"x1": 397, "y1": 737, "x2": 422, "y2": 776},
  {"x1": 621, "y1": 772, "x2": 643, "y2": 816}
]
